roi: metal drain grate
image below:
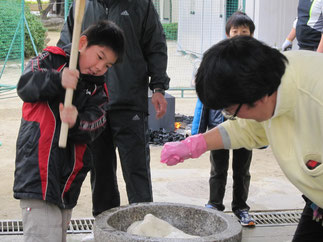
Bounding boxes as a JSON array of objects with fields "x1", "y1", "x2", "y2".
[
  {"x1": 0, "y1": 210, "x2": 303, "y2": 235},
  {"x1": 68, "y1": 218, "x2": 94, "y2": 234},
  {"x1": 0, "y1": 220, "x2": 23, "y2": 235},
  {"x1": 0, "y1": 218, "x2": 94, "y2": 235},
  {"x1": 249, "y1": 210, "x2": 302, "y2": 227}
]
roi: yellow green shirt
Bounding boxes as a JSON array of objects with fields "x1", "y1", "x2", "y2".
[{"x1": 220, "y1": 50, "x2": 323, "y2": 207}]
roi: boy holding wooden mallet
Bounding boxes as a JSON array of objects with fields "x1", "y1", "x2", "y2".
[{"x1": 13, "y1": 19, "x2": 124, "y2": 242}]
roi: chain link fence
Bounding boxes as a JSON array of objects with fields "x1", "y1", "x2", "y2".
[
  {"x1": 0, "y1": 0, "x2": 24, "y2": 99},
  {"x1": 0, "y1": 0, "x2": 244, "y2": 100},
  {"x1": 161, "y1": 0, "x2": 244, "y2": 93}
]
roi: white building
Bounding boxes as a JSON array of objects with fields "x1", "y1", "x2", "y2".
[{"x1": 175, "y1": 0, "x2": 298, "y2": 56}]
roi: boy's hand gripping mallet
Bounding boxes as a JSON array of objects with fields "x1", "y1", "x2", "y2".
[{"x1": 59, "y1": 0, "x2": 86, "y2": 148}]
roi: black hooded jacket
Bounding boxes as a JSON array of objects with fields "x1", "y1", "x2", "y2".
[
  {"x1": 58, "y1": 0, "x2": 170, "y2": 113},
  {"x1": 13, "y1": 46, "x2": 109, "y2": 209}
]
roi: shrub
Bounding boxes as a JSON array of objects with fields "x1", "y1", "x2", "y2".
[
  {"x1": 162, "y1": 23, "x2": 178, "y2": 40},
  {"x1": 24, "y1": 4, "x2": 47, "y2": 58}
]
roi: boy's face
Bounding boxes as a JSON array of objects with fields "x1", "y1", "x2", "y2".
[
  {"x1": 227, "y1": 25, "x2": 252, "y2": 38},
  {"x1": 78, "y1": 35, "x2": 117, "y2": 76}
]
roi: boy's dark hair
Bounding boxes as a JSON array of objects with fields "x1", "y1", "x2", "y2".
[
  {"x1": 195, "y1": 36, "x2": 288, "y2": 110},
  {"x1": 225, "y1": 11, "x2": 255, "y2": 35},
  {"x1": 81, "y1": 20, "x2": 125, "y2": 62}
]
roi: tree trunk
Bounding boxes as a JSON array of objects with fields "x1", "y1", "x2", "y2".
[
  {"x1": 36, "y1": 0, "x2": 43, "y2": 12},
  {"x1": 56, "y1": 0, "x2": 65, "y2": 17},
  {"x1": 41, "y1": 0, "x2": 55, "y2": 19}
]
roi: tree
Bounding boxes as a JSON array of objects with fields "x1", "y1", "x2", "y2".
[
  {"x1": 36, "y1": 0, "x2": 65, "y2": 19},
  {"x1": 56, "y1": 0, "x2": 64, "y2": 17}
]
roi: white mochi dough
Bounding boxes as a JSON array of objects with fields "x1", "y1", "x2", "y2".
[{"x1": 127, "y1": 213, "x2": 200, "y2": 239}]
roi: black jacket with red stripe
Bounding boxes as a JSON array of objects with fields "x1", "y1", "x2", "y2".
[{"x1": 13, "y1": 46, "x2": 109, "y2": 209}]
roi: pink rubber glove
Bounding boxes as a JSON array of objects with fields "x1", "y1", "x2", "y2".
[{"x1": 160, "y1": 134, "x2": 207, "y2": 166}]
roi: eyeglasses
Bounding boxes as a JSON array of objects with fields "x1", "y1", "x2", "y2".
[{"x1": 221, "y1": 104, "x2": 242, "y2": 120}]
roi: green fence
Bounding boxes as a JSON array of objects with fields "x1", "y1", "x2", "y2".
[
  {"x1": 0, "y1": 0, "x2": 25, "y2": 99},
  {"x1": 64, "y1": 0, "x2": 73, "y2": 21},
  {"x1": 0, "y1": 0, "x2": 45, "y2": 101}
]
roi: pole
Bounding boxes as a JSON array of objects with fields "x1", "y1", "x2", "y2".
[{"x1": 58, "y1": 0, "x2": 86, "y2": 148}]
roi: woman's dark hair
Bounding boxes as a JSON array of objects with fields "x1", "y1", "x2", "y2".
[
  {"x1": 225, "y1": 11, "x2": 255, "y2": 35},
  {"x1": 195, "y1": 36, "x2": 288, "y2": 110},
  {"x1": 81, "y1": 20, "x2": 125, "y2": 62}
]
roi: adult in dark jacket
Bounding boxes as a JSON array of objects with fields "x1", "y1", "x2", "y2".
[{"x1": 58, "y1": 0, "x2": 170, "y2": 216}]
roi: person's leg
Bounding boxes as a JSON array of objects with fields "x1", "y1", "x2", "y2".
[
  {"x1": 20, "y1": 199, "x2": 63, "y2": 242},
  {"x1": 90, "y1": 124, "x2": 120, "y2": 217},
  {"x1": 61, "y1": 208, "x2": 72, "y2": 242},
  {"x1": 231, "y1": 148, "x2": 252, "y2": 212},
  {"x1": 208, "y1": 149, "x2": 229, "y2": 211},
  {"x1": 293, "y1": 197, "x2": 323, "y2": 241},
  {"x1": 109, "y1": 110, "x2": 153, "y2": 203},
  {"x1": 231, "y1": 148, "x2": 254, "y2": 227}
]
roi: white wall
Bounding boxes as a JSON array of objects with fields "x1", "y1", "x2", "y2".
[
  {"x1": 245, "y1": 0, "x2": 298, "y2": 48},
  {"x1": 177, "y1": 0, "x2": 226, "y2": 56},
  {"x1": 158, "y1": 0, "x2": 179, "y2": 23},
  {"x1": 177, "y1": 0, "x2": 299, "y2": 56}
]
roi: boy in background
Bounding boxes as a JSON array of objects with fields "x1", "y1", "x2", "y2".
[
  {"x1": 13, "y1": 20, "x2": 124, "y2": 242},
  {"x1": 191, "y1": 11, "x2": 255, "y2": 227}
]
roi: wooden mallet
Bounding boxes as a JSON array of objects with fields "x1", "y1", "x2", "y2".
[{"x1": 59, "y1": 0, "x2": 86, "y2": 148}]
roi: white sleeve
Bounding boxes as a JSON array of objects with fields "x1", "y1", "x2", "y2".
[{"x1": 307, "y1": 0, "x2": 323, "y2": 32}]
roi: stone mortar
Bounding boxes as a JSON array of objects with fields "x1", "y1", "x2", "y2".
[{"x1": 94, "y1": 202, "x2": 242, "y2": 242}]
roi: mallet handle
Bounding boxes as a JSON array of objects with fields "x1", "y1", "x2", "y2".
[{"x1": 59, "y1": 0, "x2": 86, "y2": 148}]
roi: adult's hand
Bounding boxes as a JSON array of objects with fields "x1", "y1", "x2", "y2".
[
  {"x1": 281, "y1": 39, "x2": 293, "y2": 51},
  {"x1": 160, "y1": 134, "x2": 207, "y2": 166},
  {"x1": 152, "y1": 93, "x2": 167, "y2": 119}
]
